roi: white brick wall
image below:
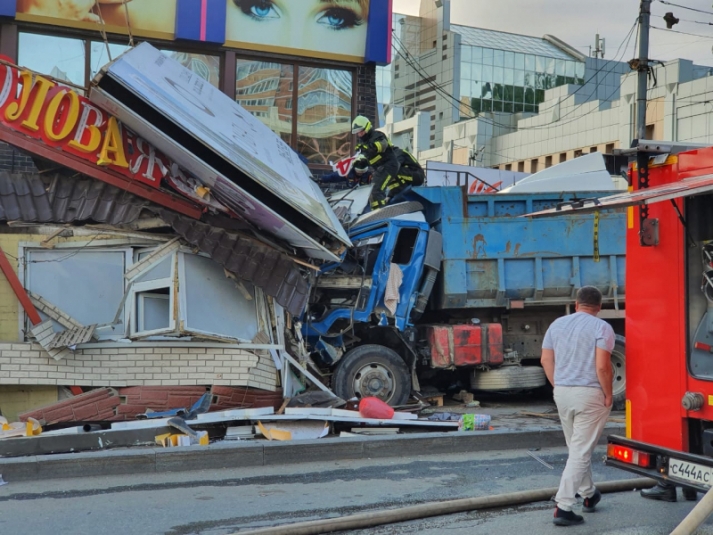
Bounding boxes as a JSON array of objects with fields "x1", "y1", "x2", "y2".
[{"x1": 0, "y1": 343, "x2": 278, "y2": 391}]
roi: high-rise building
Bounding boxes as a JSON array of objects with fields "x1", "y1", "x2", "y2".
[{"x1": 378, "y1": 0, "x2": 589, "y2": 150}]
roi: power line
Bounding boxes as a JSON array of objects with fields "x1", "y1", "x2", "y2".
[
  {"x1": 657, "y1": 0, "x2": 713, "y2": 16},
  {"x1": 672, "y1": 16, "x2": 713, "y2": 25},
  {"x1": 651, "y1": 24, "x2": 713, "y2": 38}
]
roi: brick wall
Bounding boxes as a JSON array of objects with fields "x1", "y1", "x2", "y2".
[
  {"x1": 0, "y1": 343, "x2": 278, "y2": 391},
  {"x1": 0, "y1": 143, "x2": 37, "y2": 173},
  {"x1": 356, "y1": 63, "x2": 377, "y2": 125}
]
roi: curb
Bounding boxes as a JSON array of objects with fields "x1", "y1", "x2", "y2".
[{"x1": 0, "y1": 424, "x2": 625, "y2": 482}]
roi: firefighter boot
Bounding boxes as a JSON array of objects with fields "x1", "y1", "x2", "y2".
[
  {"x1": 682, "y1": 488, "x2": 698, "y2": 501},
  {"x1": 640, "y1": 483, "x2": 677, "y2": 502}
]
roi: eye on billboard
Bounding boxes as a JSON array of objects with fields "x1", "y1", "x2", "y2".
[{"x1": 13, "y1": 0, "x2": 392, "y2": 64}]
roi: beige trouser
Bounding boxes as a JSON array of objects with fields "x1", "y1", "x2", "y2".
[{"x1": 554, "y1": 385, "x2": 611, "y2": 511}]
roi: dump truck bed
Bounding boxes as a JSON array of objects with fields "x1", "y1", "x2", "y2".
[{"x1": 414, "y1": 187, "x2": 626, "y2": 310}]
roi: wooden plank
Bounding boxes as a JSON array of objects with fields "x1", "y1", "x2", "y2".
[
  {"x1": 40, "y1": 227, "x2": 69, "y2": 249},
  {"x1": 349, "y1": 428, "x2": 399, "y2": 435},
  {"x1": 0, "y1": 246, "x2": 41, "y2": 325},
  {"x1": 424, "y1": 395, "x2": 444, "y2": 407},
  {"x1": 276, "y1": 398, "x2": 290, "y2": 415},
  {"x1": 282, "y1": 352, "x2": 335, "y2": 396}
]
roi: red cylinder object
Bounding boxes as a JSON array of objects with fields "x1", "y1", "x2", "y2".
[{"x1": 359, "y1": 397, "x2": 395, "y2": 420}]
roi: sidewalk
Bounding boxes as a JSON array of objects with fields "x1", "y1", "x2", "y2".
[{"x1": 0, "y1": 399, "x2": 625, "y2": 482}]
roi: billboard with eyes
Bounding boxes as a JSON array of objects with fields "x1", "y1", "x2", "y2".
[{"x1": 11, "y1": 0, "x2": 392, "y2": 64}]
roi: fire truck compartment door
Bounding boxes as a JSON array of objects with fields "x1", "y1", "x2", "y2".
[{"x1": 524, "y1": 173, "x2": 713, "y2": 217}]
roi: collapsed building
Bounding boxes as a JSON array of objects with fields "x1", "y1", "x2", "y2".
[{"x1": 0, "y1": 43, "x2": 347, "y2": 422}]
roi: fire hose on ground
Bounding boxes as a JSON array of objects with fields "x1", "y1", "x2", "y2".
[
  {"x1": 671, "y1": 485, "x2": 713, "y2": 535},
  {"x1": 231, "y1": 478, "x2": 658, "y2": 535}
]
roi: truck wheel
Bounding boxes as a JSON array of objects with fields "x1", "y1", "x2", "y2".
[
  {"x1": 332, "y1": 345, "x2": 411, "y2": 406},
  {"x1": 612, "y1": 335, "x2": 626, "y2": 411},
  {"x1": 352, "y1": 201, "x2": 424, "y2": 227},
  {"x1": 470, "y1": 366, "x2": 547, "y2": 391}
]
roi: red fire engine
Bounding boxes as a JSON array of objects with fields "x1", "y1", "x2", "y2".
[{"x1": 534, "y1": 140, "x2": 713, "y2": 492}]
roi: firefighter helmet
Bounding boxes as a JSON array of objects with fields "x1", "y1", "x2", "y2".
[{"x1": 351, "y1": 115, "x2": 372, "y2": 135}]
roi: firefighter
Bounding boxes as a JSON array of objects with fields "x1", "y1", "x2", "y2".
[
  {"x1": 320, "y1": 155, "x2": 373, "y2": 187},
  {"x1": 394, "y1": 147, "x2": 425, "y2": 194},
  {"x1": 352, "y1": 115, "x2": 400, "y2": 210}
]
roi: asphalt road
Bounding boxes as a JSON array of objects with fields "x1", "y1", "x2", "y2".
[{"x1": 1, "y1": 445, "x2": 712, "y2": 535}]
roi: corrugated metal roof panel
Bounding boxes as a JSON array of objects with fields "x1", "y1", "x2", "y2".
[
  {"x1": 0, "y1": 171, "x2": 149, "y2": 224},
  {"x1": 0, "y1": 171, "x2": 309, "y2": 316},
  {"x1": 156, "y1": 210, "x2": 309, "y2": 315}
]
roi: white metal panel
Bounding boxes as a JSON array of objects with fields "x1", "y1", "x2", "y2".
[
  {"x1": 178, "y1": 253, "x2": 259, "y2": 342},
  {"x1": 526, "y1": 173, "x2": 713, "y2": 217},
  {"x1": 502, "y1": 153, "x2": 616, "y2": 193},
  {"x1": 91, "y1": 43, "x2": 350, "y2": 258}
]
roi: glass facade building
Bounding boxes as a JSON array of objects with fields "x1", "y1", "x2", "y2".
[
  {"x1": 455, "y1": 26, "x2": 585, "y2": 117},
  {"x1": 378, "y1": 10, "x2": 586, "y2": 149}
]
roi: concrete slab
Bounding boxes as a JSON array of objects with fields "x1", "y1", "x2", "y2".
[
  {"x1": 35, "y1": 449, "x2": 156, "y2": 481},
  {"x1": 0, "y1": 427, "x2": 169, "y2": 457},
  {"x1": 263, "y1": 438, "x2": 365, "y2": 466},
  {"x1": 154, "y1": 442, "x2": 264, "y2": 473},
  {"x1": 364, "y1": 434, "x2": 456, "y2": 458},
  {"x1": 0, "y1": 454, "x2": 38, "y2": 481}
]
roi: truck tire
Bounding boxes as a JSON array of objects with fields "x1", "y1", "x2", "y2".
[
  {"x1": 332, "y1": 345, "x2": 411, "y2": 406},
  {"x1": 352, "y1": 201, "x2": 424, "y2": 227},
  {"x1": 612, "y1": 335, "x2": 626, "y2": 411},
  {"x1": 470, "y1": 366, "x2": 547, "y2": 391}
]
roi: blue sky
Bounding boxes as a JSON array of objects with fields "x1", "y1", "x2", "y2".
[{"x1": 394, "y1": 0, "x2": 713, "y2": 67}]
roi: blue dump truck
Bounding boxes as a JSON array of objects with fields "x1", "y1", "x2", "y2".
[{"x1": 305, "y1": 187, "x2": 626, "y2": 407}]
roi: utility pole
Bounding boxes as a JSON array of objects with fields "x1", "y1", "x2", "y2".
[
  {"x1": 636, "y1": 0, "x2": 651, "y2": 142},
  {"x1": 635, "y1": 0, "x2": 653, "y2": 246}
]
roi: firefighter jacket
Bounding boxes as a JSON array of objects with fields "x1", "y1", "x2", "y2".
[
  {"x1": 356, "y1": 129, "x2": 398, "y2": 169},
  {"x1": 394, "y1": 147, "x2": 425, "y2": 185}
]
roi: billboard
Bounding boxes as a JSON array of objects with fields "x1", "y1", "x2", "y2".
[
  {"x1": 12, "y1": 0, "x2": 392, "y2": 64},
  {"x1": 91, "y1": 43, "x2": 351, "y2": 262}
]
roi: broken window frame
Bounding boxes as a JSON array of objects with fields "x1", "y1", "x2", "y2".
[
  {"x1": 20, "y1": 239, "x2": 272, "y2": 346},
  {"x1": 127, "y1": 251, "x2": 178, "y2": 338},
  {"x1": 176, "y1": 250, "x2": 261, "y2": 343},
  {"x1": 20, "y1": 243, "x2": 134, "y2": 342}
]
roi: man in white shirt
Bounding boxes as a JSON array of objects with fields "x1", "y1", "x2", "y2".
[{"x1": 541, "y1": 286, "x2": 615, "y2": 526}]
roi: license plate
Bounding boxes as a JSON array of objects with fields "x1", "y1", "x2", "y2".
[{"x1": 668, "y1": 458, "x2": 713, "y2": 487}]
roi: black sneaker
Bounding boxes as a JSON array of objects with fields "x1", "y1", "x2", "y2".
[
  {"x1": 582, "y1": 489, "x2": 601, "y2": 512},
  {"x1": 553, "y1": 507, "x2": 584, "y2": 526}
]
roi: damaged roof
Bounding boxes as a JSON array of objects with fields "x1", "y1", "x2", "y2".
[
  {"x1": 0, "y1": 169, "x2": 149, "y2": 225},
  {"x1": 0, "y1": 171, "x2": 309, "y2": 315}
]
